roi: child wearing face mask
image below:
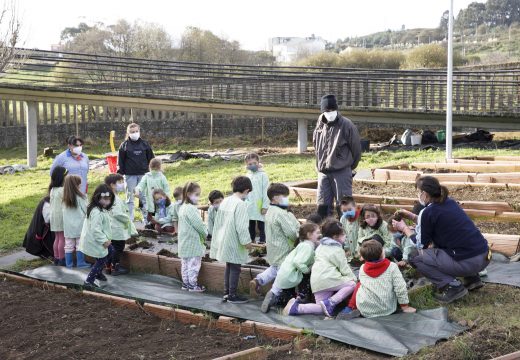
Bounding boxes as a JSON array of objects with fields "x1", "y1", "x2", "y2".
[
  {"x1": 105, "y1": 174, "x2": 137, "y2": 275},
  {"x1": 244, "y1": 153, "x2": 270, "y2": 244},
  {"x1": 339, "y1": 196, "x2": 361, "y2": 261},
  {"x1": 79, "y1": 184, "x2": 115, "y2": 289},
  {"x1": 284, "y1": 220, "x2": 357, "y2": 317},
  {"x1": 262, "y1": 222, "x2": 320, "y2": 313},
  {"x1": 211, "y1": 176, "x2": 254, "y2": 304},
  {"x1": 250, "y1": 183, "x2": 300, "y2": 299},
  {"x1": 169, "y1": 187, "x2": 183, "y2": 234},
  {"x1": 207, "y1": 190, "x2": 224, "y2": 241},
  {"x1": 177, "y1": 182, "x2": 208, "y2": 292},
  {"x1": 49, "y1": 166, "x2": 68, "y2": 266},
  {"x1": 387, "y1": 214, "x2": 415, "y2": 267},
  {"x1": 357, "y1": 204, "x2": 393, "y2": 257},
  {"x1": 134, "y1": 158, "x2": 170, "y2": 227},
  {"x1": 149, "y1": 189, "x2": 176, "y2": 234}
]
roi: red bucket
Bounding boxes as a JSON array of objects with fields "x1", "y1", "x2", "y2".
[{"x1": 106, "y1": 153, "x2": 118, "y2": 174}]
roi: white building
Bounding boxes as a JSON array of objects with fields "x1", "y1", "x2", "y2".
[{"x1": 268, "y1": 35, "x2": 326, "y2": 63}]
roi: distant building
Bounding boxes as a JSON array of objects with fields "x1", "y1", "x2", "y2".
[{"x1": 268, "y1": 35, "x2": 326, "y2": 63}]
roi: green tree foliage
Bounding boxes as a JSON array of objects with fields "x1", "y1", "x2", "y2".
[
  {"x1": 404, "y1": 44, "x2": 466, "y2": 69},
  {"x1": 297, "y1": 49, "x2": 405, "y2": 69}
]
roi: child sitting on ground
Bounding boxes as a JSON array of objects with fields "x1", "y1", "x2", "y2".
[
  {"x1": 346, "y1": 240, "x2": 416, "y2": 319},
  {"x1": 245, "y1": 153, "x2": 270, "y2": 244},
  {"x1": 207, "y1": 190, "x2": 224, "y2": 241},
  {"x1": 78, "y1": 184, "x2": 115, "y2": 289},
  {"x1": 211, "y1": 176, "x2": 254, "y2": 304},
  {"x1": 284, "y1": 220, "x2": 357, "y2": 317},
  {"x1": 177, "y1": 182, "x2": 208, "y2": 292},
  {"x1": 62, "y1": 174, "x2": 90, "y2": 269},
  {"x1": 150, "y1": 189, "x2": 176, "y2": 235},
  {"x1": 250, "y1": 183, "x2": 300, "y2": 298},
  {"x1": 339, "y1": 196, "x2": 361, "y2": 261},
  {"x1": 357, "y1": 204, "x2": 393, "y2": 257},
  {"x1": 261, "y1": 222, "x2": 320, "y2": 313},
  {"x1": 134, "y1": 158, "x2": 170, "y2": 226},
  {"x1": 387, "y1": 214, "x2": 415, "y2": 267},
  {"x1": 105, "y1": 174, "x2": 137, "y2": 275}
]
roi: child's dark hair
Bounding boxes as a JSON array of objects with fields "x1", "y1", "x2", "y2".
[
  {"x1": 67, "y1": 135, "x2": 84, "y2": 146},
  {"x1": 364, "y1": 234, "x2": 385, "y2": 247},
  {"x1": 63, "y1": 175, "x2": 85, "y2": 208},
  {"x1": 306, "y1": 213, "x2": 323, "y2": 225},
  {"x1": 153, "y1": 188, "x2": 171, "y2": 209},
  {"x1": 412, "y1": 202, "x2": 426, "y2": 215},
  {"x1": 208, "y1": 190, "x2": 224, "y2": 204},
  {"x1": 267, "y1": 183, "x2": 290, "y2": 201},
  {"x1": 87, "y1": 184, "x2": 115, "y2": 217},
  {"x1": 244, "y1": 153, "x2": 260, "y2": 162},
  {"x1": 387, "y1": 215, "x2": 397, "y2": 232},
  {"x1": 416, "y1": 176, "x2": 449, "y2": 204},
  {"x1": 173, "y1": 186, "x2": 183, "y2": 200},
  {"x1": 48, "y1": 166, "x2": 67, "y2": 194},
  {"x1": 360, "y1": 240, "x2": 383, "y2": 262},
  {"x1": 104, "y1": 173, "x2": 124, "y2": 186},
  {"x1": 182, "y1": 182, "x2": 201, "y2": 205},
  {"x1": 232, "y1": 176, "x2": 253, "y2": 193},
  {"x1": 295, "y1": 222, "x2": 319, "y2": 246},
  {"x1": 360, "y1": 204, "x2": 383, "y2": 229},
  {"x1": 340, "y1": 196, "x2": 355, "y2": 206},
  {"x1": 321, "y1": 219, "x2": 344, "y2": 238}
]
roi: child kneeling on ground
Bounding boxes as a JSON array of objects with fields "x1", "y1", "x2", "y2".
[
  {"x1": 250, "y1": 183, "x2": 300, "y2": 298},
  {"x1": 211, "y1": 176, "x2": 254, "y2": 304},
  {"x1": 284, "y1": 220, "x2": 357, "y2": 317},
  {"x1": 345, "y1": 239, "x2": 416, "y2": 319},
  {"x1": 78, "y1": 185, "x2": 115, "y2": 288},
  {"x1": 177, "y1": 182, "x2": 208, "y2": 292},
  {"x1": 261, "y1": 222, "x2": 320, "y2": 313},
  {"x1": 150, "y1": 189, "x2": 176, "y2": 235}
]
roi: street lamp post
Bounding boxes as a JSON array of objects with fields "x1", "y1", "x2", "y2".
[{"x1": 446, "y1": 0, "x2": 454, "y2": 159}]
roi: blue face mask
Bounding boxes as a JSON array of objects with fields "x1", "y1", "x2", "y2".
[
  {"x1": 342, "y1": 209, "x2": 356, "y2": 218},
  {"x1": 247, "y1": 164, "x2": 258, "y2": 172},
  {"x1": 155, "y1": 198, "x2": 166, "y2": 206}
]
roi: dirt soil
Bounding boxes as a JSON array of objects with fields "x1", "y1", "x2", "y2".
[{"x1": 0, "y1": 280, "x2": 275, "y2": 360}]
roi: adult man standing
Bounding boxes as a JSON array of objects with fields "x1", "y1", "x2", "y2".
[{"x1": 313, "y1": 94, "x2": 361, "y2": 218}]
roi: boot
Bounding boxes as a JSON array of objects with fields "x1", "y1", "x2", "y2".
[
  {"x1": 317, "y1": 204, "x2": 329, "y2": 220},
  {"x1": 75, "y1": 251, "x2": 90, "y2": 268},
  {"x1": 111, "y1": 263, "x2": 129, "y2": 276},
  {"x1": 58, "y1": 258, "x2": 66, "y2": 267},
  {"x1": 65, "y1": 253, "x2": 74, "y2": 268}
]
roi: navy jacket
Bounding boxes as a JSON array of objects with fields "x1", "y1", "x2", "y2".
[{"x1": 414, "y1": 198, "x2": 488, "y2": 261}]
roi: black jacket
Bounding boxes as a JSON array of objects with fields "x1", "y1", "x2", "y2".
[
  {"x1": 313, "y1": 113, "x2": 361, "y2": 173},
  {"x1": 23, "y1": 197, "x2": 55, "y2": 259},
  {"x1": 117, "y1": 138, "x2": 155, "y2": 175}
]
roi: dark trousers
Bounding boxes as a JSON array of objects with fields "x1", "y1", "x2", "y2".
[
  {"x1": 224, "y1": 263, "x2": 241, "y2": 296},
  {"x1": 317, "y1": 167, "x2": 353, "y2": 217},
  {"x1": 409, "y1": 248, "x2": 489, "y2": 289},
  {"x1": 249, "y1": 220, "x2": 265, "y2": 243},
  {"x1": 111, "y1": 240, "x2": 126, "y2": 266},
  {"x1": 86, "y1": 245, "x2": 114, "y2": 284}
]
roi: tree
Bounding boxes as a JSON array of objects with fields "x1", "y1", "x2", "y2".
[{"x1": 0, "y1": 1, "x2": 22, "y2": 73}]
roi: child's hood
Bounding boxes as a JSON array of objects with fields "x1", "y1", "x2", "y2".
[
  {"x1": 319, "y1": 237, "x2": 343, "y2": 247},
  {"x1": 362, "y1": 258, "x2": 391, "y2": 278}
]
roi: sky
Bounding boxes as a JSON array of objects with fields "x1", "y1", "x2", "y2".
[{"x1": 16, "y1": 0, "x2": 485, "y2": 51}]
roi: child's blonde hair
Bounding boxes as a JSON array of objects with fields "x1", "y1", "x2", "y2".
[
  {"x1": 244, "y1": 153, "x2": 260, "y2": 162},
  {"x1": 149, "y1": 158, "x2": 162, "y2": 171}
]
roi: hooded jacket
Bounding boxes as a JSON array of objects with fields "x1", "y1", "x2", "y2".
[{"x1": 313, "y1": 112, "x2": 361, "y2": 173}]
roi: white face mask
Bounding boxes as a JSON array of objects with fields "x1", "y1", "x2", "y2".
[
  {"x1": 176, "y1": 199, "x2": 182, "y2": 205},
  {"x1": 129, "y1": 132, "x2": 140, "y2": 141},
  {"x1": 323, "y1": 111, "x2": 338, "y2": 122},
  {"x1": 419, "y1": 191, "x2": 427, "y2": 206},
  {"x1": 279, "y1": 196, "x2": 289, "y2": 207},
  {"x1": 99, "y1": 199, "x2": 111, "y2": 208},
  {"x1": 115, "y1": 182, "x2": 125, "y2": 193},
  {"x1": 189, "y1": 195, "x2": 200, "y2": 205},
  {"x1": 72, "y1": 146, "x2": 82, "y2": 154}
]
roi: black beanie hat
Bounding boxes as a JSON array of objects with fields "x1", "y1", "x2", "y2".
[{"x1": 320, "y1": 94, "x2": 338, "y2": 112}]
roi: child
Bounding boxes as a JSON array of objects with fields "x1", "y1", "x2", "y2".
[
  {"x1": 339, "y1": 196, "x2": 361, "y2": 261},
  {"x1": 105, "y1": 174, "x2": 137, "y2": 275},
  {"x1": 284, "y1": 219, "x2": 357, "y2": 317},
  {"x1": 177, "y1": 182, "x2": 208, "y2": 292},
  {"x1": 387, "y1": 214, "x2": 415, "y2": 267},
  {"x1": 49, "y1": 166, "x2": 67, "y2": 266},
  {"x1": 245, "y1": 153, "x2": 270, "y2": 243},
  {"x1": 261, "y1": 222, "x2": 320, "y2": 313},
  {"x1": 211, "y1": 176, "x2": 254, "y2": 304},
  {"x1": 170, "y1": 186, "x2": 183, "y2": 233},
  {"x1": 150, "y1": 189, "x2": 176, "y2": 235},
  {"x1": 250, "y1": 183, "x2": 300, "y2": 298},
  {"x1": 346, "y1": 240, "x2": 416, "y2": 318},
  {"x1": 78, "y1": 185, "x2": 115, "y2": 288},
  {"x1": 62, "y1": 174, "x2": 90, "y2": 268},
  {"x1": 357, "y1": 204, "x2": 393, "y2": 257},
  {"x1": 134, "y1": 158, "x2": 170, "y2": 226},
  {"x1": 207, "y1": 190, "x2": 224, "y2": 241}
]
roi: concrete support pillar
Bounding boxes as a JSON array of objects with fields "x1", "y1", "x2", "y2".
[
  {"x1": 297, "y1": 119, "x2": 308, "y2": 154},
  {"x1": 25, "y1": 101, "x2": 38, "y2": 168}
]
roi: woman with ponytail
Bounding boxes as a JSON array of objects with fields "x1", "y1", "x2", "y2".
[{"x1": 391, "y1": 176, "x2": 490, "y2": 304}]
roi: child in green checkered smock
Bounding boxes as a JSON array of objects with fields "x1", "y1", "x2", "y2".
[{"x1": 244, "y1": 153, "x2": 270, "y2": 243}]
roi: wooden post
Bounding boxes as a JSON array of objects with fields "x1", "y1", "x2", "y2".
[
  {"x1": 261, "y1": 117, "x2": 265, "y2": 143},
  {"x1": 209, "y1": 113, "x2": 214, "y2": 146},
  {"x1": 297, "y1": 119, "x2": 308, "y2": 154},
  {"x1": 24, "y1": 101, "x2": 38, "y2": 168}
]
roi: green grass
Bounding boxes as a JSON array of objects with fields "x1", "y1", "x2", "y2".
[
  {"x1": 7, "y1": 258, "x2": 51, "y2": 272},
  {"x1": 2, "y1": 141, "x2": 520, "y2": 253}
]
